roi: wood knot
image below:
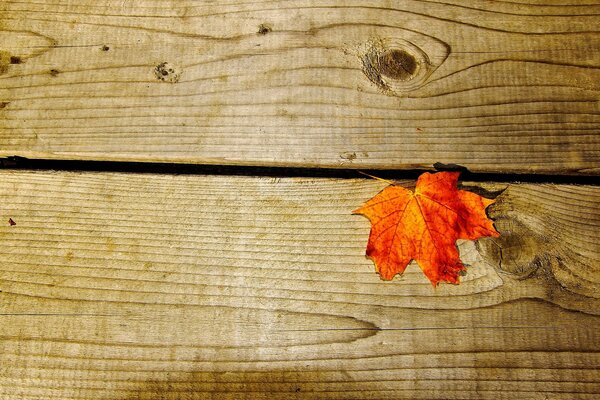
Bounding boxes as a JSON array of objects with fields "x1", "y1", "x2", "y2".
[
  {"x1": 376, "y1": 49, "x2": 417, "y2": 81},
  {"x1": 479, "y1": 219, "x2": 545, "y2": 279},
  {"x1": 360, "y1": 38, "x2": 441, "y2": 95}
]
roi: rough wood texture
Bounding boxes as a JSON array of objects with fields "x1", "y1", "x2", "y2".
[
  {"x1": 0, "y1": 1, "x2": 599, "y2": 173},
  {"x1": 0, "y1": 171, "x2": 598, "y2": 399}
]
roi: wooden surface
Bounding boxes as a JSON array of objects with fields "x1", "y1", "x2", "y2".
[
  {"x1": 0, "y1": 1, "x2": 599, "y2": 173},
  {"x1": 0, "y1": 171, "x2": 598, "y2": 399},
  {"x1": 1, "y1": 1, "x2": 599, "y2": 397}
]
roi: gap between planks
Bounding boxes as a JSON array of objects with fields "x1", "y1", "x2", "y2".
[{"x1": 1, "y1": 156, "x2": 599, "y2": 185}]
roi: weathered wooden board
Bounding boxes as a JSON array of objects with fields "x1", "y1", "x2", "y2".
[
  {"x1": 0, "y1": 171, "x2": 598, "y2": 399},
  {"x1": 0, "y1": 1, "x2": 599, "y2": 173}
]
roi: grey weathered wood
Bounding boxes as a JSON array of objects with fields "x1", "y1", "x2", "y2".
[
  {"x1": 0, "y1": 0, "x2": 599, "y2": 173},
  {"x1": 0, "y1": 171, "x2": 598, "y2": 399}
]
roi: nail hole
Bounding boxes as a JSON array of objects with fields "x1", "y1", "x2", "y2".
[
  {"x1": 257, "y1": 23, "x2": 272, "y2": 35},
  {"x1": 154, "y1": 62, "x2": 182, "y2": 83}
]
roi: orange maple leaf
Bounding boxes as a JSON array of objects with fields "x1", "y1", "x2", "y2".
[{"x1": 353, "y1": 171, "x2": 499, "y2": 286}]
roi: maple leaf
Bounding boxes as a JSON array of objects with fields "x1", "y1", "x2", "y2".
[{"x1": 353, "y1": 171, "x2": 499, "y2": 286}]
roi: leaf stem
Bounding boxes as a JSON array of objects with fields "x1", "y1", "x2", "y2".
[{"x1": 357, "y1": 170, "x2": 395, "y2": 186}]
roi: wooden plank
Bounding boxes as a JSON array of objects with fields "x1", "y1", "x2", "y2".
[
  {"x1": 0, "y1": 1, "x2": 599, "y2": 173},
  {"x1": 0, "y1": 171, "x2": 598, "y2": 399}
]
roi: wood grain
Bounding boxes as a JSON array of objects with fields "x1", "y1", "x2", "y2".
[
  {"x1": 0, "y1": 171, "x2": 598, "y2": 399},
  {"x1": 0, "y1": 1, "x2": 599, "y2": 173}
]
